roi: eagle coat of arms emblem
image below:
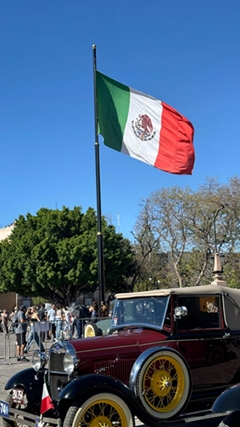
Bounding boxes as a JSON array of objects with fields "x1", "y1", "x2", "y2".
[{"x1": 132, "y1": 114, "x2": 156, "y2": 141}]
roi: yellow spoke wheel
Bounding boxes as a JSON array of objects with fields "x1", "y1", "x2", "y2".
[
  {"x1": 64, "y1": 393, "x2": 134, "y2": 427},
  {"x1": 136, "y1": 349, "x2": 191, "y2": 419},
  {"x1": 84, "y1": 323, "x2": 98, "y2": 338}
]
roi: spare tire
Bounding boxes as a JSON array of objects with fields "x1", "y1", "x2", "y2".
[{"x1": 84, "y1": 322, "x2": 102, "y2": 338}]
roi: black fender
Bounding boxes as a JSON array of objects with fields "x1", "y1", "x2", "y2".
[
  {"x1": 212, "y1": 383, "x2": 240, "y2": 413},
  {"x1": 5, "y1": 368, "x2": 44, "y2": 405},
  {"x1": 57, "y1": 373, "x2": 172, "y2": 427},
  {"x1": 58, "y1": 373, "x2": 139, "y2": 420}
]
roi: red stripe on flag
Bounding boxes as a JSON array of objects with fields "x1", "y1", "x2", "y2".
[
  {"x1": 40, "y1": 380, "x2": 54, "y2": 415},
  {"x1": 154, "y1": 101, "x2": 195, "y2": 175}
]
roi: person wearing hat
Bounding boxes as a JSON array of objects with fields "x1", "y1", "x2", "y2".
[{"x1": 15, "y1": 305, "x2": 30, "y2": 361}]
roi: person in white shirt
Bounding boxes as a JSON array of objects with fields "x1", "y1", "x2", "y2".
[
  {"x1": 47, "y1": 304, "x2": 56, "y2": 341},
  {"x1": 55, "y1": 305, "x2": 63, "y2": 340},
  {"x1": 63, "y1": 307, "x2": 71, "y2": 338}
]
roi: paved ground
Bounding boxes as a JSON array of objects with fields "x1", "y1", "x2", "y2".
[
  {"x1": 0, "y1": 332, "x2": 145, "y2": 426},
  {"x1": 0, "y1": 332, "x2": 55, "y2": 427}
]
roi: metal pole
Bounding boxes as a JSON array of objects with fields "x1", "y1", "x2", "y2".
[
  {"x1": 3, "y1": 329, "x2": 10, "y2": 364},
  {"x1": 92, "y1": 44, "x2": 105, "y2": 307}
]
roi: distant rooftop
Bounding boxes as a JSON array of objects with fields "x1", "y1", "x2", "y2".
[{"x1": 0, "y1": 224, "x2": 15, "y2": 241}]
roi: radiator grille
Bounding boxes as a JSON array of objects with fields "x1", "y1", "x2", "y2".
[
  {"x1": 49, "y1": 352, "x2": 68, "y2": 401},
  {"x1": 49, "y1": 352, "x2": 65, "y2": 372},
  {"x1": 94, "y1": 358, "x2": 135, "y2": 385}
]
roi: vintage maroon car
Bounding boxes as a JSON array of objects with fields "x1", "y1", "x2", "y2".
[{"x1": 2, "y1": 284, "x2": 240, "y2": 427}]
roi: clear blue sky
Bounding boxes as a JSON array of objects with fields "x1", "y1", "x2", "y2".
[{"x1": 1, "y1": 1, "x2": 240, "y2": 240}]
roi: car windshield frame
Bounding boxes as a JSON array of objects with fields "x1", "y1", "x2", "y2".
[{"x1": 111, "y1": 295, "x2": 170, "y2": 330}]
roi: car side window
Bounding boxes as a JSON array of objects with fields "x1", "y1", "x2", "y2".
[{"x1": 177, "y1": 296, "x2": 220, "y2": 330}]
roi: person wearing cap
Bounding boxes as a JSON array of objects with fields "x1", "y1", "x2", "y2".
[{"x1": 15, "y1": 305, "x2": 30, "y2": 361}]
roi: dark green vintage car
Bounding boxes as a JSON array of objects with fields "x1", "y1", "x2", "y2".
[{"x1": 84, "y1": 318, "x2": 112, "y2": 337}]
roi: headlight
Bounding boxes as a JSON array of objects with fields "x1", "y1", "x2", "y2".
[
  {"x1": 174, "y1": 306, "x2": 188, "y2": 318},
  {"x1": 32, "y1": 350, "x2": 48, "y2": 372},
  {"x1": 63, "y1": 352, "x2": 79, "y2": 375}
]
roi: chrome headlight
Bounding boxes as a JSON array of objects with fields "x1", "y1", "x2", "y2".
[
  {"x1": 63, "y1": 351, "x2": 79, "y2": 375},
  {"x1": 174, "y1": 306, "x2": 188, "y2": 318},
  {"x1": 32, "y1": 350, "x2": 48, "y2": 372}
]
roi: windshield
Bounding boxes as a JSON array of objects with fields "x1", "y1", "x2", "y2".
[{"x1": 111, "y1": 296, "x2": 170, "y2": 329}]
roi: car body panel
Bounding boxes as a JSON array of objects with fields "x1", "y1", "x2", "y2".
[{"x1": 68, "y1": 285, "x2": 240, "y2": 394}]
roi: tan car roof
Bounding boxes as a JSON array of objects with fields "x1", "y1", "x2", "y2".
[
  {"x1": 115, "y1": 285, "x2": 240, "y2": 331},
  {"x1": 115, "y1": 285, "x2": 240, "y2": 300}
]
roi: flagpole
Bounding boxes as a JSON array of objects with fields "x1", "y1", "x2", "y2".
[{"x1": 92, "y1": 44, "x2": 105, "y2": 306}]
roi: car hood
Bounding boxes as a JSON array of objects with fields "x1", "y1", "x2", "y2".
[{"x1": 69, "y1": 327, "x2": 169, "y2": 361}]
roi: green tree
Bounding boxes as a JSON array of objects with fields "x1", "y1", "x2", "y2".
[
  {"x1": 131, "y1": 200, "x2": 171, "y2": 291},
  {"x1": 134, "y1": 177, "x2": 240, "y2": 288},
  {"x1": 0, "y1": 206, "x2": 135, "y2": 304}
]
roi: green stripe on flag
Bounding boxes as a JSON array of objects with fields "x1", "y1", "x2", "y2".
[{"x1": 96, "y1": 71, "x2": 130, "y2": 151}]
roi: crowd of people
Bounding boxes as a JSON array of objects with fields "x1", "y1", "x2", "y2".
[{"x1": 0, "y1": 299, "x2": 109, "y2": 362}]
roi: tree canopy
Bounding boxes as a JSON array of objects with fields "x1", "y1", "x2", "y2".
[
  {"x1": 0, "y1": 206, "x2": 135, "y2": 304},
  {"x1": 133, "y1": 177, "x2": 240, "y2": 288},
  {"x1": 1, "y1": 177, "x2": 240, "y2": 299}
]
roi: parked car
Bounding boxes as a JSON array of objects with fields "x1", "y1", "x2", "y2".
[
  {"x1": 2, "y1": 283, "x2": 240, "y2": 427},
  {"x1": 84, "y1": 317, "x2": 112, "y2": 337}
]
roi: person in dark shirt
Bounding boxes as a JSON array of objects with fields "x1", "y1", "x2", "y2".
[
  {"x1": 89, "y1": 302, "x2": 99, "y2": 322},
  {"x1": 38, "y1": 303, "x2": 46, "y2": 341},
  {"x1": 38, "y1": 303, "x2": 46, "y2": 321},
  {"x1": 100, "y1": 301, "x2": 109, "y2": 318},
  {"x1": 15, "y1": 305, "x2": 30, "y2": 361}
]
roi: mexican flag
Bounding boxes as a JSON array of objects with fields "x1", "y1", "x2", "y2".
[
  {"x1": 40, "y1": 374, "x2": 54, "y2": 415},
  {"x1": 96, "y1": 71, "x2": 195, "y2": 175}
]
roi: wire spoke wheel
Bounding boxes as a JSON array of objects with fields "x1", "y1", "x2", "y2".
[
  {"x1": 84, "y1": 323, "x2": 99, "y2": 338},
  {"x1": 136, "y1": 350, "x2": 191, "y2": 419},
  {"x1": 64, "y1": 393, "x2": 134, "y2": 427}
]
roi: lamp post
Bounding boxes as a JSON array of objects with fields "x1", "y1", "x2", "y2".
[
  {"x1": 211, "y1": 253, "x2": 227, "y2": 287},
  {"x1": 211, "y1": 203, "x2": 227, "y2": 286}
]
